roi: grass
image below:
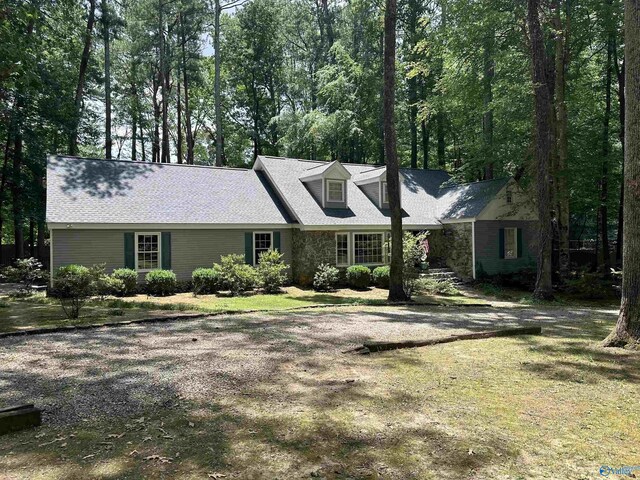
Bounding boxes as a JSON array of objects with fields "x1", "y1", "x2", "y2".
[
  {"x1": 0, "y1": 293, "x2": 170, "y2": 334},
  {"x1": 0, "y1": 287, "x2": 485, "y2": 334},
  {"x1": 0, "y1": 307, "x2": 637, "y2": 478}
]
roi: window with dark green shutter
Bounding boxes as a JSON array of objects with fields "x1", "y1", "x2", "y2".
[
  {"x1": 124, "y1": 232, "x2": 135, "y2": 269},
  {"x1": 498, "y1": 228, "x2": 505, "y2": 259},
  {"x1": 244, "y1": 232, "x2": 253, "y2": 265},
  {"x1": 161, "y1": 232, "x2": 171, "y2": 269},
  {"x1": 517, "y1": 228, "x2": 523, "y2": 258}
]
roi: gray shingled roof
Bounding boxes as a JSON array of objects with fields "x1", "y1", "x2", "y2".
[
  {"x1": 257, "y1": 156, "x2": 452, "y2": 227},
  {"x1": 437, "y1": 177, "x2": 510, "y2": 220},
  {"x1": 46, "y1": 156, "x2": 292, "y2": 225}
]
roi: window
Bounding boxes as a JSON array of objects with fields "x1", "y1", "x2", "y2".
[
  {"x1": 382, "y1": 181, "x2": 389, "y2": 204},
  {"x1": 136, "y1": 233, "x2": 160, "y2": 271},
  {"x1": 353, "y1": 233, "x2": 385, "y2": 265},
  {"x1": 506, "y1": 189, "x2": 513, "y2": 204},
  {"x1": 254, "y1": 232, "x2": 273, "y2": 264},
  {"x1": 326, "y1": 180, "x2": 345, "y2": 203},
  {"x1": 504, "y1": 227, "x2": 517, "y2": 259},
  {"x1": 336, "y1": 233, "x2": 349, "y2": 266}
]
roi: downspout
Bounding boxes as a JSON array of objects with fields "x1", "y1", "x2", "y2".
[
  {"x1": 471, "y1": 220, "x2": 476, "y2": 280},
  {"x1": 49, "y1": 229, "x2": 54, "y2": 289}
]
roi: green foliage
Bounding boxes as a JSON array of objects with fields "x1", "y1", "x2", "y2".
[
  {"x1": 52, "y1": 265, "x2": 95, "y2": 319},
  {"x1": 95, "y1": 276, "x2": 126, "y2": 300},
  {"x1": 417, "y1": 277, "x2": 460, "y2": 296},
  {"x1": 0, "y1": 258, "x2": 48, "y2": 295},
  {"x1": 313, "y1": 263, "x2": 340, "y2": 292},
  {"x1": 565, "y1": 272, "x2": 619, "y2": 300},
  {"x1": 112, "y1": 269, "x2": 138, "y2": 296},
  {"x1": 401, "y1": 231, "x2": 430, "y2": 298},
  {"x1": 145, "y1": 270, "x2": 177, "y2": 296},
  {"x1": 256, "y1": 250, "x2": 288, "y2": 293},
  {"x1": 346, "y1": 265, "x2": 371, "y2": 290},
  {"x1": 372, "y1": 266, "x2": 390, "y2": 289},
  {"x1": 219, "y1": 254, "x2": 257, "y2": 296},
  {"x1": 192, "y1": 267, "x2": 223, "y2": 295}
]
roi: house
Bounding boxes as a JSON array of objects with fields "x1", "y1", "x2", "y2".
[{"x1": 46, "y1": 155, "x2": 538, "y2": 284}]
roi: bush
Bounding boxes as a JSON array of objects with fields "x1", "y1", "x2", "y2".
[
  {"x1": 346, "y1": 265, "x2": 371, "y2": 289},
  {"x1": 257, "y1": 250, "x2": 288, "y2": 293},
  {"x1": 1, "y1": 257, "x2": 48, "y2": 295},
  {"x1": 401, "y1": 231, "x2": 430, "y2": 298},
  {"x1": 417, "y1": 277, "x2": 460, "y2": 296},
  {"x1": 566, "y1": 272, "x2": 618, "y2": 300},
  {"x1": 95, "y1": 276, "x2": 126, "y2": 299},
  {"x1": 52, "y1": 265, "x2": 95, "y2": 319},
  {"x1": 219, "y1": 254, "x2": 256, "y2": 296},
  {"x1": 372, "y1": 266, "x2": 390, "y2": 289},
  {"x1": 192, "y1": 267, "x2": 223, "y2": 295},
  {"x1": 313, "y1": 263, "x2": 340, "y2": 292},
  {"x1": 112, "y1": 268, "x2": 138, "y2": 296},
  {"x1": 145, "y1": 270, "x2": 177, "y2": 296}
]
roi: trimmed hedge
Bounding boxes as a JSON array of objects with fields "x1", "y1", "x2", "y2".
[
  {"x1": 313, "y1": 263, "x2": 340, "y2": 292},
  {"x1": 192, "y1": 267, "x2": 223, "y2": 295},
  {"x1": 112, "y1": 268, "x2": 138, "y2": 296},
  {"x1": 145, "y1": 269, "x2": 177, "y2": 296},
  {"x1": 346, "y1": 265, "x2": 371, "y2": 289},
  {"x1": 372, "y1": 266, "x2": 390, "y2": 289}
]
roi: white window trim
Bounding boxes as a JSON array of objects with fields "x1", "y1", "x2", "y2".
[
  {"x1": 253, "y1": 231, "x2": 273, "y2": 265},
  {"x1": 326, "y1": 179, "x2": 345, "y2": 203},
  {"x1": 506, "y1": 189, "x2": 513, "y2": 204},
  {"x1": 335, "y1": 233, "x2": 350, "y2": 267},
  {"x1": 352, "y1": 231, "x2": 387, "y2": 266},
  {"x1": 381, "y1": 181, "x2": 389, "y2": 205},
  {"x1": 135, "y1": 232, "x2": 161, "y2": 272},
  {"x1": 504, "y1": 227, "x2": 518, "y2": 260}
]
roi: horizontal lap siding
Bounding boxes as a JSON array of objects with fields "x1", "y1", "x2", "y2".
[
  {"x1": 52, "y1": 228, "x2": 292, "y2": 281},
  {"x1": 474, "y1": 220, "x2": 537, "y2": 276}
]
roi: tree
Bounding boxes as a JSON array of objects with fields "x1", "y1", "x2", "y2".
[
  {"x1": 603, "y1": 0, "x2": 640, "y2": 348},
  {"x1": 527, "y1": 0, "x2": 554, "y2": 300},
  {"x1": 384, "y1": 0, "x2": 406, "y2": 302}
]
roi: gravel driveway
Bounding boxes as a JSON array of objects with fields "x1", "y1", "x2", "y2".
[{"x1": 0, "y1": 305, "x2": 616, "y2": 427}]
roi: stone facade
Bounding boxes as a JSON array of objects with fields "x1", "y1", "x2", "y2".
[
  {"x1": 291, "y1": 230, "x2": 337, "y2": 285},
  {"x1": 442, "y1": 223, "x2": 473, "y2": 279},
  {"x1": 423, "y1": 229, "x2": 447, "y2": 267}
]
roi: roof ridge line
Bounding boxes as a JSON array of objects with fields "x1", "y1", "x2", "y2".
[
  {"x1": 53, "y1": 155, "x2": 251, "y2": 172},
  {"x1": 438, "y1": 177, "x2": 510, "y2": 189}
]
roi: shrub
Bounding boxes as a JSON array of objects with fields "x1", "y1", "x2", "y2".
[
  {"x1": 192, "y1": 267, "x2": 223, "y2": 295},
  {"x1": 95, "y1": 276, "x2": 126, "y2": 299},
  {"x1": 257, "y1": 250, "x2": 288, "y2": 293},
  {"x1": 1, "y1": 257, "x2": 48, "y2": 295},
  {"x1": 219, "y1": 254, "x2": 256, "y2": 296},
  {"x1": 566, "y1": 272, "x2": 618, "y2": 300},
  {"x1": 313, "y1": 263, "x2": 340, "y2": 292},
  {"x1": 112, "y1": 268, "x2": 138, "y2": 296},
  {"x1": 372, "y1": 266, "x2": 390, "y2": 289},
  {"x1": 417, "y1": 277, "x2": 460, "y2": 296},
  {"x1": 52, "y1": 265, "x2": 95, "y2": 319},
  {"x1": 346, "y1": 265, "x2": 371, "y2": 289},
  {"x1": 145, "y1": 270, "x2": 177, "y2": 296}
]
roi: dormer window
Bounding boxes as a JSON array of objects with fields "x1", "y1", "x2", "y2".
[
  {"x1": 353, "y1": 166, "x2": 402, "y2": 209},
  {"x1": 327, "y1": 180, "x2": 345, "y2": 203}
]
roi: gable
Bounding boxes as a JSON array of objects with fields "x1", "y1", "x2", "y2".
[{"x1": 476, "y1": 179, "x2": 537, "y2": 221}]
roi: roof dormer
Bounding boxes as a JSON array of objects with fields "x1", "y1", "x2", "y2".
[
  {"x1": 299, "y1": 160, "x2": 351, "y2": 208},
  {"x1": 353, "y1": 166, "x2": 403, "y2": 209}
]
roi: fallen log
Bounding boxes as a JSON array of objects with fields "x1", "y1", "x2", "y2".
[
  {"x1": 352, "y1": 325, "x2": 542, "y2": 354},
  {"x1": 0, "y1": 404, "x2": 42, "y2": 435}
]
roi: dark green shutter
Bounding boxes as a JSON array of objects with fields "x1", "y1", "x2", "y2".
[
  {"x1": 517, "y1": 228, "x2": 523, "y2": 258},
  {"x1": 245, "y1": 232, "x2": 253, "y2": 265},
  {"x1": 161, "y1": 232, "x2": 171, "y2": 269},
  {"x1": 498, "y1": 228, "x2": 505, "y2": 259},
  {"x1": 273, "y1": 231, "x2": 281, "y2": 252},
  {"x1": 124, "y1": 232, "x2": 135, "y2": 269}
]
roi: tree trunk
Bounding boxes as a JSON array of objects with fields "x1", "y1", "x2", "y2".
[
  {"x1": 603, "y1": 0, "x2": 640, "y2": 347},
  {"x1": 103, "y1": 0, "x2": 112, "y2": 159},
  {"x1": 527, "y1": 0, "x2": 554, "y2": 300},
  {"x1": 437, "y1": 111, "x2": 445, "y2": 168},
  {"x1": 214, "y1": 0, "x2": 223, "y2": 166},
  {"x1": 408, "y1": 76, "x2": 418, "y2": 169},
  {"x1": 482, "y1": 30, "x2": 495, "y2": 180},
  {"x1": 421, "y1": 119, "x2": 429, "y2": 169},
  {"x1": 152, "y1": 72, "x2": 161, "y2": 163},
  {"x1": 180, "y1": 12, "x2": 194, "y2": 165},
  {"x1": 383, "y1": 0, "x2": 407, "y2": 302},
  {"x1": 29, "y1": 219, "x2": 34, "y2": 257},
  {"x1": 12, "y1": 134, "x2": 24, "y2": 260},
  {"x1": 554, "y1": 0, "x2": 570, "y2": 279},
  {"x1": 615, "y1": 53, "x2": 625, "y2": 266},
  {"x1": 598, "y1": 32, "x2": 614, "y2": 274},
  {"x1": 177, "y1": 78, "x2": 183, "y2": 164},
  {"x1": 69, "y1": 0, "x2": 96, "y2": 156},
  {"x1": 131, "y1": 83, "x2": 138, "y2": 162},
  {"x1": 159, "y1": 1, "x2": 170, "y2": 164}
]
